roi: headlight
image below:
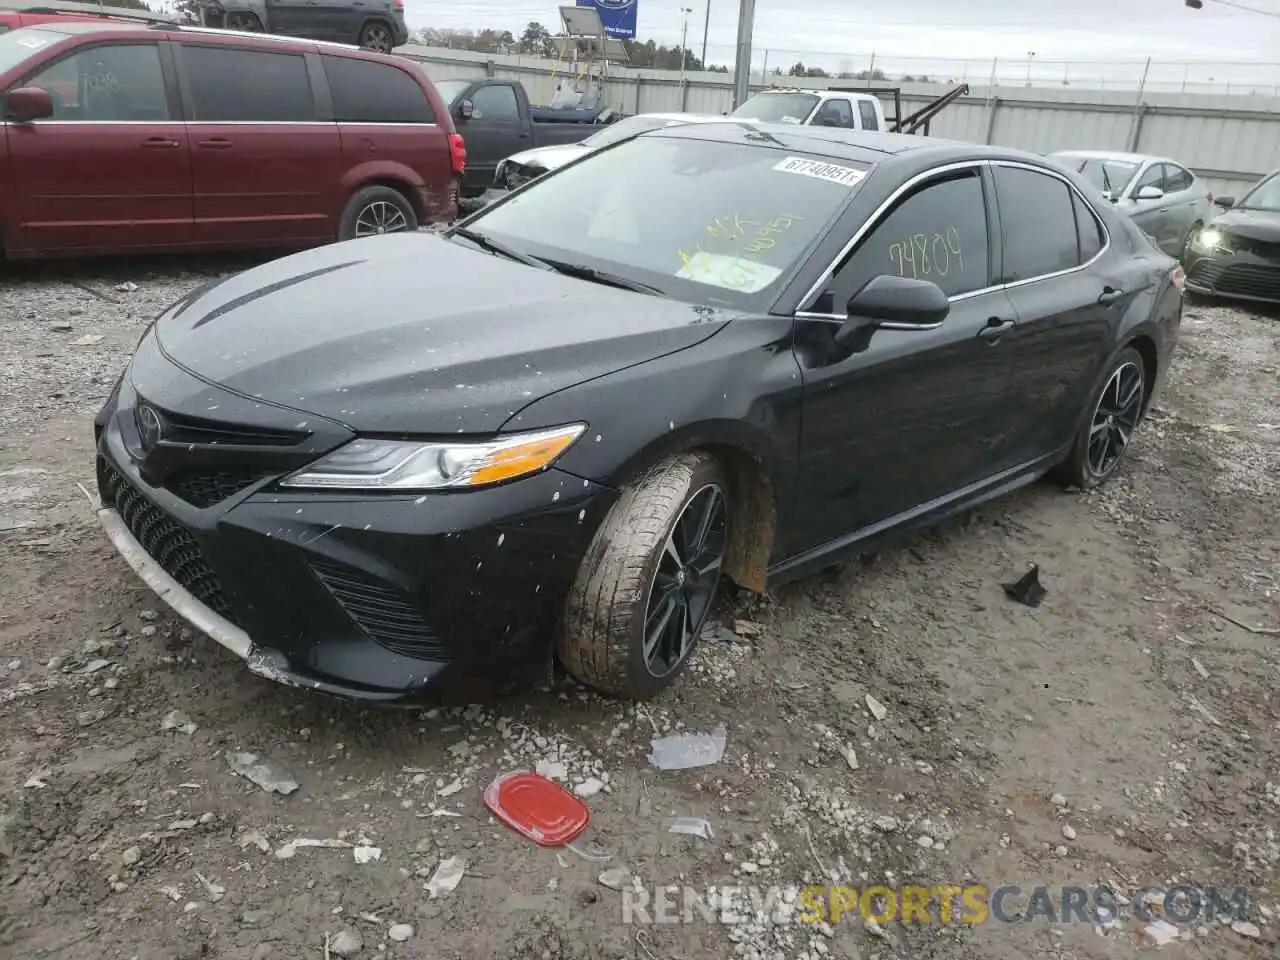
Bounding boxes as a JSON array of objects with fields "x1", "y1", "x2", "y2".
[
  {"x1": 280, "y1": 423, "x2": 586, "y2": 491},
  {"x1": 1195, "y1": 228, "x2": 1223, "y2": 250}
]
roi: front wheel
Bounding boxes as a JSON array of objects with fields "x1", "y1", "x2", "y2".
[
  {"x1": 1053, "y1": 346, "x2": 1147, "y2": 489},
  {"x1": 558, "y1": 452, "x2": 730, "y2": 700}
]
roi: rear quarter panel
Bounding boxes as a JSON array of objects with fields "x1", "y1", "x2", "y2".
[{"x1": 336, "y1": 126, "x2": 454, "y2": 221}]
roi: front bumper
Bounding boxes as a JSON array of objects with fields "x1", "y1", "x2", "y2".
[
  {"x1": 1184, "y1": 249, "x2": 1280, "y2": 304},
  {"x1": 95, "y1": 370, "x2": 614, "y2": 702}
]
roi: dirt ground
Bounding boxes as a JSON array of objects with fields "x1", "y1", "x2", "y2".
[{"x1": 0, "y1": 255, "x2": 1277, "y2": 960}]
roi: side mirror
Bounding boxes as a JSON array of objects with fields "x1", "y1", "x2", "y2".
[
  {"x1": 457, "y1": 99, "x2": 474, "y2": 120},
  {"x1": 1214, "y1": 195, "x2": 1235, "y2": 209},
  {"x1": 1135, "y1": 184, "x2": 1164, "y2": 201},
  {"x1": 5, "y1": 86, "x2": 53, "y2": 123},
  {"x1": 834, "y1": 275, "x2": 949, "y2": 346}
]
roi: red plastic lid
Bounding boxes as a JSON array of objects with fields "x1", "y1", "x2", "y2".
[{"x1": 483, "y1": 771, "x2": 590, "y2": 846}]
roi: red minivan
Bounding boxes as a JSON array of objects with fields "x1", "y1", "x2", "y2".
[{"x1": 0, "y1": 21, "x2": 465, "y2": 258}]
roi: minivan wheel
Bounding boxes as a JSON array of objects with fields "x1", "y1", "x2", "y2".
[
  {"x1": 1053, "y1": 346, "x2": 1147, "y2": 490},
  {"x1": 338, "y1": 186, "x2": 418, "y2": 241},
  {"x1": 358, "y1": 21, "x2": 394, "y2": 51},
  {"x1": 558, "y1": 452, "x2": 730, "y2": 701}
]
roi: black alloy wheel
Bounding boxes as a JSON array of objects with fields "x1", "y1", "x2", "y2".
[
  {"x1": 359, "y1": 22, "x2": 394, "y2": 52},
  {"x1": 1087, "y1": 359, "x2": 1144, "y2": 479},
  {"x1": 642, "y1": 483, "x2": 728, "y2": 678}
]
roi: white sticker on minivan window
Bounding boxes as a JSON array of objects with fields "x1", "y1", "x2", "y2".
[{"x1": 773, "y1": 156, "x2": 865, "y2": 186}]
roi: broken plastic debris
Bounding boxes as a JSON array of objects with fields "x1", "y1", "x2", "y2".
[
  {"x1": 564, "y1": 840, "x2": 615, "y2": 862},
  {"x1": 80, "y1": 659, "x2": 112, "y2": 674},
  {"x1": 353, "y1": 845, "x2": 382, "y2": 864},
  {"x1": 161, "y1": 710, "x2": 197, "y2": 735},
  {"x1": 668, "y1": 817, "x2": 714, "y2": 840},
  {"x1": 226, "y1": 751, "x2": 299, "y2": 795},
  {"x1": 425, "y1": 855, "x2": 465, "y2": 898},
  {"x1": 71, "y1": 333, "x2": 105, "y2": 346},
  {"x1": 839, "y1": 743, "x2": 859, "y2": 770},
  {"x1": 1144, "y1": 919, "x2": 1180, "y2": 946},
  {"x1": 236, "y1": 829, "x2": 270, "y2": 853},
  {"x1": 598, "y1": 866, "x2": 631, "y2": 890},
  {"x1": 1003, "y1": 565, "x2": 1047, "y2": 607},
  {"x1": 864, "y1": 694, "x2": 887, "y2": 722},
  {"x1": 116, "y1": 281, "x2": 138, "y2": 292},
  {"x1": 648, "y1": 725, "x2": 727, "y2": 770},
  {"x1": 274, "y1": 837, "x2": 351, "y2": 860},
  {"x1": 193, "y1": 871, "x2": 225, "y2": 902}
]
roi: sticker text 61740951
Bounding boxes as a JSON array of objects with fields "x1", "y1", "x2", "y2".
[{"x1": 772, "y1": 156, "x2": 866, "y2": 187}]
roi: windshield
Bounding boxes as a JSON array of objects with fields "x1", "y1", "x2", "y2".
[
  {"x1": 730, "y1": 93, "x2": 819, "y2": 124},
  {"x1": 1052, "y1": 154, "x2": 1138, "y2": 198},
  {"x1": 581, "y1": 115, "x2": 698, "y2": 149},
  {"x1": 1237, "y1": 173, "x2": 1280, "y2": 210},
  {"x1": 463, "y1": 133, "x2": 871, "y2": 309},
  {"x1": 0, "y1": 28, "x2": 62, "y2": 74},
  {"x1": 433, "y1": 79, "x2": 471, "y2": 104}
]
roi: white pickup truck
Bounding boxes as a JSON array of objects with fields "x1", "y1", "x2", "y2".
[{"x1": 729, "y1": 88, "x2": 889, "y2": 131}]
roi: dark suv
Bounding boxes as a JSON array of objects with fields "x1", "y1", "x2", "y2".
[
  {"x1": 0, "y1": 22, "x2": 463, "y2": 259},
  {"x1": 193, "y1": 0, "x2": 410, "y2": 52}
]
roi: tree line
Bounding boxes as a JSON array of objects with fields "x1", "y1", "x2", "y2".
[{"x1": 421, "y1": 23, "x2": 938, "y2": 82}]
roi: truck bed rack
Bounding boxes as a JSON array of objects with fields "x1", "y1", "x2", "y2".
[{"x1": 830, "y1": 82, "x2": 969, "y2": 136}]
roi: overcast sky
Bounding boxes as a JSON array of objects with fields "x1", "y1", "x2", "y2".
[{"x1": 410, "y1": 0, "x2": 1280, "y2": 70}]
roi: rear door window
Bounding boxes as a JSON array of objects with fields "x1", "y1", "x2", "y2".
[
  {"x1": 182, "y1": 44, "x2": 314, "y2": 122},
  {"x1": 322, "y1": 55, "x2": 435, "y2": 123},
  {"x1": 857, "y1": 100, "x2": 879, "y2": 130},
  {"x1": 1072, "y1": 191, "x2": 1104, "y2": 262},
  {"x1": 994, "y1": 165, "x2": 1080, "y2": 281}
]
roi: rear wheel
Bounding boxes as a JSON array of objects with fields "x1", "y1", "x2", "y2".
[
  {"x1": 558, "y1": 452, "x2": 730, "y2": 700},
  {"x1": 338, "y1": 185, "x2": 417, "y2": 241},
  {"x1": 1054, "y1": 346, "x2": 1147, "y2": 489},
  {"x1": 358, "y1": 20, "x2": 394, "y2": 52}
]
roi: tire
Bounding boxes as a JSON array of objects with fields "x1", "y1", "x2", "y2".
[
  {"x1": 1053, "y1": 346, "x2": 1147, "y2": 490},
  {"x1": 337, "y1": 185, "x2": 417, "y2": 241},
  {"x1": 228, "y1": 12, "x2": 263, "y2": 30},
  {"x1": 1180, "y1": 220, "x2": 1203, "y2": 264},
  {"x1": 358, "y1": 20, "x2": 394, "y2": 52},
  {"x1": 558, "y1": 452, "x2": 731, "y2": 700}
]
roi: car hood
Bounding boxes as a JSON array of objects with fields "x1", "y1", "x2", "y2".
[
  {"x1": 1210, "y1": 206, "x2": 1280, "y2": 241},
  {"x1": 154, "y1": 233, "x2": 733, "y2": 434},
  {"x1": 504, "y1": 141, "x2": 592, "y2": 170}
]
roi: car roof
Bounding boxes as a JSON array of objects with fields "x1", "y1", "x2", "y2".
[
  {"x1": 652, "y1": 120, "x2": 1014, "y2": 163},
  {"x1": 1050, "y1": 149, "x2": 1175, "y2": 165},
  {"x1": 751, "y1": 87, "x2": 880, "y2": 102},
  {"x1": 13, "y1": 20, "x2": 359, "y2": 51}
]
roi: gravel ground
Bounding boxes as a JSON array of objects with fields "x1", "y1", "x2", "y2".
[{"x1": 0, "y1": 255, "x2": 1277, "y2": 960}]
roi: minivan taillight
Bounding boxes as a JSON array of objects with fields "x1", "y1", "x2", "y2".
[{"x1": 448, "y1": 133, "x2": 466, "y2": 175}]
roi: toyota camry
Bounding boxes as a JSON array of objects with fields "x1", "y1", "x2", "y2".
[{"x1": 94, "y1": 122, "x2": 1183, "y2": 703}]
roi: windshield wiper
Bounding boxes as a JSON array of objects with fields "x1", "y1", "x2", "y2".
[
  {"x1": 450, "y1": 227, "x2": 550, "y2": 269},
  {"x1": 538, "y1": 258, "x2": 666, "y2": 296}
]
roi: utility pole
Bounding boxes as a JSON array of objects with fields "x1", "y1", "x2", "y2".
[
  {"x1": 731, "y1": 0, "x2": 756, "y2": 109},
  {"x1": 679, "y1": 7, "x2": 692, "y2": 79},
  {"x1": 700, "y1": 1, "x2": 711, "y2": 68}
]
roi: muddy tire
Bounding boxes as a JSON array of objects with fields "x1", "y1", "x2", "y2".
[
  {"x1": 337, "y1": 185, "x2": 417, "y2": 241},
  {"x1": 558, "y1": 452, "x2": 730, "y2": 700},
  {"x1": 1053, "y1": 346, "x2": 1147, "y2": 490}
]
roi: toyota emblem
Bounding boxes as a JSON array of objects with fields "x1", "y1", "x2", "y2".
[{"x1": 137, "y1": 404, "x2": 163, "y2": 451}]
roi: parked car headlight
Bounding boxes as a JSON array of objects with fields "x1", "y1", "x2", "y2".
[
  {"x1": 1195, "y1": 228, "x2": 1223, "y2": 250},
  {"x1": 281, "y1": 423, "x2": 586, "y2": 491}
]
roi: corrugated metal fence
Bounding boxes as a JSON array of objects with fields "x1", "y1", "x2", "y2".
[{"x1": 400, "y1": 44, "x2": 1280, "y2": 198}]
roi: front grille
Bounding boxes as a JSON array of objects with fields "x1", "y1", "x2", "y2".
[
  {"x1": 1188, "y1": 260, "x2": 1280, "y2": 301},
  {"x1": 98, "y1": 458, "x2": 239, "y2": 625},
  {"x1": 134, "y1": 400, "x2": 307, "y2": 448},
  {"x1": 166, "y1": 470, "x2": 267, "y2": 508},
  {"x1": 309, "y1": 557, "x2": 448, "y2": 662}
]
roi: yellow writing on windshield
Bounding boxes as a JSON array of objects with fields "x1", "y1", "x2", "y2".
[
  {"x1": 679, "y1": 212, "x2": 806, "y2": 287},
  {"x1": 889, "y1": 228, "x2": 963, "y2": 281}
]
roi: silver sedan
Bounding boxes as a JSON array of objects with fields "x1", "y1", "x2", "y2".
[{"x1": 1049, "y1": 150, "x2": 1213, "y2": 258}]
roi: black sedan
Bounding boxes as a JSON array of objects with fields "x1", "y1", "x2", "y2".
[
  {"x1": 1183, "y1": 170, "x2": 1280, "y2": 304},
  {"x1": 94, "y1": 123, "x2": 1184, "y2": 703}
]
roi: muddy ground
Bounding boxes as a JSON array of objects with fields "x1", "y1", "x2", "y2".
[{"x1": 0, "y1": 254, "x2": 1277, "y2": 960}]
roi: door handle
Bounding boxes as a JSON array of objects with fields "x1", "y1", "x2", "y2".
[
  {"x1": 141, "y1": 136, "x2": 179, "y2": 148},
  {"x1": 978, "y1": 316, "x2": 1014, "y2": 342},
  {"x1": 197, "y1": 137, "x2": 233, "y2": 149},
  {"x1": 518, "y1": 131, "x2": 530, "y2": 138},
  {"x1": 1097, "y1": 286, "x2": 1125, "y2": 304}
]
